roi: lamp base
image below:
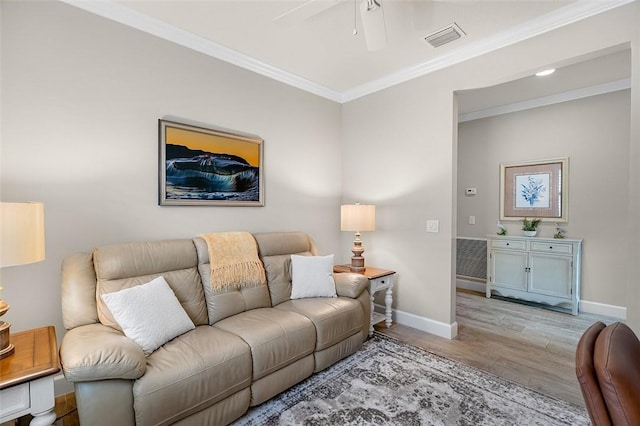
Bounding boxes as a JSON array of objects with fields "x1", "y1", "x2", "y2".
[
  {"x1": 350, "y1": 231, "x2": 366, "y2": 273},
  {"x1": 349, "y1": 256, "x2": 365, "y2": 273},
  {"x1": 0, "y1": 320, "x2": 14, "y2": 359}
]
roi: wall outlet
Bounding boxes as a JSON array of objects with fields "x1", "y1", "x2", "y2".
[
  {"x1": 465, "y1": 188, "x2": 477, "y2": 195},
  {"x1": 426, "y1": 219, "x2": 439, "y2": 233}
]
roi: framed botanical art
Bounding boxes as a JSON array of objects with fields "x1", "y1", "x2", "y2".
[
  {"x1": 158, "y1": 119, "x2": 264, "y2": 206},
  {"x1": 500, "y1": 157, "x2": 568, "y2": 222}
]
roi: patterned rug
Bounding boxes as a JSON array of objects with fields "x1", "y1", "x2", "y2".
[{"x1": 233, "y1": 333, "x2": 589, "y2": 425}]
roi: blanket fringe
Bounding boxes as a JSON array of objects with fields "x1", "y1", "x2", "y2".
[{"x1": 200, "y1": 232, "x2": 266, "y2": 290}]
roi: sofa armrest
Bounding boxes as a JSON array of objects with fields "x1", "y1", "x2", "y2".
[
  {"x1": 60, "y1": 323, "x2": 146, "y2": 382},
  {"x1": 334, "y1": 272, "x2": 369, "y2": 298}
]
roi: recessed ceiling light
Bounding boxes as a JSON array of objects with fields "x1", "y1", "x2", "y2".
[{"x1": 535, "y1": 69, "x2": 555, "y2": 77}]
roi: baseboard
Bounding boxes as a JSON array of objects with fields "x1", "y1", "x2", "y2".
[
  {"x1": 456, "y1": 278, "x2": 486, "y2": 293},
  {"x1": 456, "y1": 279, "x2": 625, "y2": 320},
  {"x1": 375, "y1": 303, "x2": 458, "y2": 339},
  {"x1": 54, "y1": 373, "x2": 74, "y2": 397},
  {"x1": 579, "y1": 299, "x2": 627, "y2": 320}
]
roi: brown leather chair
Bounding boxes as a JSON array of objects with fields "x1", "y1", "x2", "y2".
[{"x1": 576, "y1": 321, "x2": 640, "y2": 425}]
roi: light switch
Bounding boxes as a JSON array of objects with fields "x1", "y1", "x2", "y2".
[
  {"x1": 469, "y1": 216, "x2": 476, "y2": 225},
  {"x1": 426, "y1": 220, "x2": 439, "y2": 233}
]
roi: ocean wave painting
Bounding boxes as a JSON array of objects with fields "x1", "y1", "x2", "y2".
[{"x1": 159, "y1": 120, "x2": 263, "y2": 206}]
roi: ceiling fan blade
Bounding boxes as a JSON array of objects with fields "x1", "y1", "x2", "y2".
[
  {"x1": 360, "y1": 0, "x2": 387, "y2": 51},
  {"x1": 273, "y1": 0, "x2": 341, "y2": 24}
]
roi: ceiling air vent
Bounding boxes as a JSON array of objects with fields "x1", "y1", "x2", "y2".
[{"x1": 424, "y1": 23, "x2": 465, "y2": 48}]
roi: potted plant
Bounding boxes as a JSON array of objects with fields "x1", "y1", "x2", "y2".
[{"x1": 522, "y1": 217, "x2": 540, "y2": 237}]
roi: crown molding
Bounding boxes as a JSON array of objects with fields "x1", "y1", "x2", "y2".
[
  {"x1": 62, "y1": 0, "x2": 634, "y2": 104},
  {"x1": 341, "y1": 0, "x2": 635, "y2": 102},
  {"x1": 60, "y1": 0, "x2": 344, "y2": 103},
  {"x1": 458, "y1": 78, "x2": 631, "y2": 123}
]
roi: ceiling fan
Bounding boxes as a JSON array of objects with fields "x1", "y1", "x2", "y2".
[
  {"x1": 358, "y1": 0, "x2": 387, "y2": 51},
  {"x1": 273, "y1": 0, "x2": 388, "y2": 52}
]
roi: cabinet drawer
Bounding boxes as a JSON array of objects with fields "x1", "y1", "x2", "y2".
[
  {"x1": 369, "y1": 276, "x2": 392, "y2": 293},
  {"x1": 0, "y1": 383, "x2": 30, "y2": 418},
  {"x1": 530, "y1": 242, "x2": 572, "y2": 254},
  {"x1": 491, "y1": 239, "x2": 526, "y2": 250}
]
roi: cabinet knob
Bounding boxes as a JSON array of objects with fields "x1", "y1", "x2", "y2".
[
  {"x1": 549, "y1": 246, "x2": 553, "y2": 249},
  {"x1": 506, "y1": 243, "x2": 510, "y2": 246}
]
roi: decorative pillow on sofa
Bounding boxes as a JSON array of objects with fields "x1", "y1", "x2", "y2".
[
  {"x1": 101, "y1": 276, "x2": 195, "y2": 354},
  {"x1": 290, "y1": 254, "x2": 337, "y2": 299}
]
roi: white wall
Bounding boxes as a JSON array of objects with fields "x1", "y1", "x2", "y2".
[
  {"x1": 457, "y1": 90, "x2": 631, "y2": 309},
  {"x1": 0, "y1": 1, "x2": 343, "y2": 342},
  {"x1": 627, "y1": 2, "x2": 640, "y2": 333},
  {"x1": 342, "y1": 2, "x2": 640, "y2": 335},
  {"x1": 2, "y1": 1, "x2": 639, "y2": 349}
]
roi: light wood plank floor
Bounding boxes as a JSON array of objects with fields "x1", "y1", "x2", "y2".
[
  {"x1": 376, "y1": 288, "x2": 614, "y2": 407},
  {"x1": 6, "y1": 288, "x2": 612, "y2": 425}
]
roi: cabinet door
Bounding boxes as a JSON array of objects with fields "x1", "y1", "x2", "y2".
[
  {"x1": 528, "y1": 253, "x2": 572, "y2": 299},
  {"x1": 491, "y1": 250, "x2": 528, "y2": 291}
]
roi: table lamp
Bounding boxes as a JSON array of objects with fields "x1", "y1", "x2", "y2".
[
  {"x1": 341, "y1": 203, "x2": 375, "y2": 273},
  {"x1": 0, "y1": 202, "x2": 46, "y2": 359}
]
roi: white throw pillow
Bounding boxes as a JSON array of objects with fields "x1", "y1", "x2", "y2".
[
  {"x1": 101, "y1": 276, "x2": 195, "y2": 354},
  {"x1": 290, "y1": 254, "x2": 337, "y2": 299}
]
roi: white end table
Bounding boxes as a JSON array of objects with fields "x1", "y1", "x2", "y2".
[
  {"x1": 334, "y1": 265, "x2": 396, "y2": 336},
  {"x1": 0, "y1": 326, "x2": 60, "y2": 425}
]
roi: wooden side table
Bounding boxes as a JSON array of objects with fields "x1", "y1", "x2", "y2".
[
  {"x1": 0, "y1": 326, "x2": 60, "y2": 426},
  {"x1": 334, "y1": 265, "x2": 396, "y2": 336}
]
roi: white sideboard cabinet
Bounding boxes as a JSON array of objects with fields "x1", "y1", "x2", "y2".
[{"x1": 486, "y1": 235, "x2": 582, "y2": 315}]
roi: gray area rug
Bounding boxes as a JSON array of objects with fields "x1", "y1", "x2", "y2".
[{"x1": 233, "y1": 333, "x2": 589, "y2": 425}]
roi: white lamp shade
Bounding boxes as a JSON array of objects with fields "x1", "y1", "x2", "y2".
[
  {"x1": 0, "y1": 202, "x2": 46, "y2": 268},
  {"x1": 341, "y1": 204, "x2": 376, "y2": 232}
]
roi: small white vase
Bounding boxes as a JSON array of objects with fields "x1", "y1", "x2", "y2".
[{"x1": 523, "y1": 230, "x2": 537, "y2": 237}]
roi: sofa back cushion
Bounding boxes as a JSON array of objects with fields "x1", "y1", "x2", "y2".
[
  {"x1": 94, "y1": 239, "x2": 208, "y2": 329},
  {"x1": 576, "y1": 321, "x2": 611, "y2": 426},
  {"x1": 594, "y1": 322, "x2": 640, "y2": 426},
  {"x1": 61, "y1": 252, "x2": 99, "y2": 329},
  {"x1": 194, "y1": 237, "x2": 272, "y2": 324},
  {"x1": 253, "y1": 232, "x2": 318, "y2": 306}
]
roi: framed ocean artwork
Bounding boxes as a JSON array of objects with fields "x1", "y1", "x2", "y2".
[
  {"x1": 500, "y1": 157, "x2": 568, "y2": 222},
  {"x1": 158, "y1": 119, "x2": 264, "y2": 206}
]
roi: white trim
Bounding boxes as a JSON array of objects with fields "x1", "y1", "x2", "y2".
[
  {"x1": 61, "y1": 0, "x2": 634, "y2": 104},
  {"x1": 458, "y1": 78, "x2": 631, "y2": 122},
  {"x1": 580, "y1": 299, "x2": 627, "y2": 320},
  {"x1": 341, "y1": 0, "x2": 634, "y2": 102},
  {"x1": 381, "y1": 305, "x2": 458, "y2": 339},
  {"x1": 377, "y1": 297, "x2": 626, "y2": 340},
  {"x1": 54, "y1": 373, "x2": 74, "y2": 397},
  {"x1": 456, "y1": 278, "x2": 486, "y2": 293},
  {"x1": 60, "y1": 0, "x2": 343, "y2": 103}
]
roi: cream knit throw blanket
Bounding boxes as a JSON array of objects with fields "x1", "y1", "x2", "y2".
[{"x1": 200, "y1": 232, "x2": 266, "y2": 290}]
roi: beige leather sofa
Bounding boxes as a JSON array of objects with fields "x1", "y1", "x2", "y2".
[{"x1": 59, "y1": 232, "x2": 371, "y2": 425}]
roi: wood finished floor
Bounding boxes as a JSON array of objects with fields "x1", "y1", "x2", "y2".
[
  {"x1": 8, "y1": 289, "x2": 609, "y2": 425},
  {"x1": 376, "y1": 289, "x2": 613, "y2": 407}
]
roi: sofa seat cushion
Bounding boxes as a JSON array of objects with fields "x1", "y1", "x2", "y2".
[
  {"x1": 214, "y1": 308, "x2": 316, "y2": 381},
  {"x1": 276, "y1": 297, "x2": 364, "y2": 351},
  {"x1": 133, "y1": 325, "x2": 251, "y2": 426}
]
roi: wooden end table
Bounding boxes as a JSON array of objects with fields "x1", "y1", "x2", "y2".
[
  {"x1": 0, "y1": 326, "x2": 60, "y2": 425},
  {"x1": 334, "y1": 265, "x2": 396, "y2": 336}
]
